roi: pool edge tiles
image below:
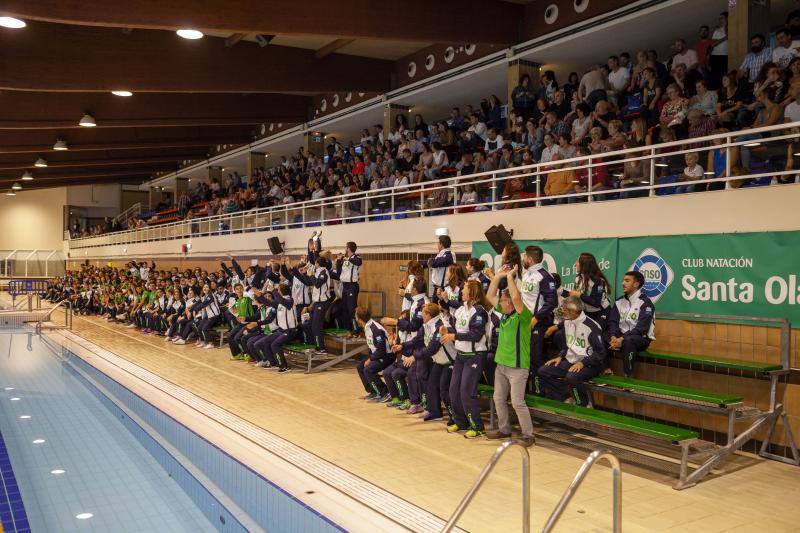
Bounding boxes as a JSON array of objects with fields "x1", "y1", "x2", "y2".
[
  {"x1": 56, "y1": 328, "x2": 450, "y2": 533},
  {"x1": 57, "y1": 331, "x2": 350, "y2": 533},
  {"x1": 0, "y1": 428, "x2": 30, "y2": 533}
]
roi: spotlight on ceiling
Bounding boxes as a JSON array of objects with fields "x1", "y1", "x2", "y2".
[
  {"x1": 78, "y1": 113, "x2": 96, "y2": 127},
  {"x1": 53, "y1": 139, "x2": 68, "y2": 151},
  {"x1": 21, "y1": 171, "x2": 33, "y2": 181},
  {"x1": 0, "y1": 17, "x2": 26, "y2": 29},
  {"x1": 11, "y1": 182, "x2": 22, "y2": 190},
  {"x1": 34, "y1": 157, "x2": 47, "y2": 168},
  {"x1": 111, "y1": 90, "x2": 133, "y2": 97},
  {"x1": 176, "y1": 29, "x2": 203, "y2": 40}
]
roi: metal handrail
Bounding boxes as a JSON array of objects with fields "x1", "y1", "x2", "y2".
[
  {"x1": 542, "y1": 449, "x2": 622, "y2": 533},
  {"x1": 66, "y1": 120, "x2": 800, "y2": 249},
  {"x1": 441, "y1": 440, "x2": 530, "y2": 533}
]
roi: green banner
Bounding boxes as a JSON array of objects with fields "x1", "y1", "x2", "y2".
[
  {"x1": 617, "y1": 231, "x2": 800, "y2": 324},
  {"x1": 472, "y1": 231, "x2": 800, "y2": 326},
  {"x1": 472, "y1": 238, "x2": 619, "y2": 294}
]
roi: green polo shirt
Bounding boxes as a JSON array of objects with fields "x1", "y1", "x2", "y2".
[{"x1": 494, "y1": 304, "x2": 533, "y2": 370}]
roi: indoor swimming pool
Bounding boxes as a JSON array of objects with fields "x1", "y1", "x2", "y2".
[{"x1": 0, "y1": 331, "x2": 343, "y2": 533}]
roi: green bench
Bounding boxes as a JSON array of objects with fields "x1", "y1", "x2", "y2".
[
  {"x1": 323, "y1": 328, "x2": 352, "y2": 336},
  {"x1": 477, "y1": 384, "x2": 697, "y2": 445},
  {"x1": 643, "y1": 350, "x2": 783, "y2": 373},
  {"x1": 590, "y1": 375, "x2": 743, "y2": 409}
]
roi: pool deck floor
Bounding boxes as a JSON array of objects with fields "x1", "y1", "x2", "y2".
[{"x1": 20, "y1": 302, "x2": 800, "y2": 533}]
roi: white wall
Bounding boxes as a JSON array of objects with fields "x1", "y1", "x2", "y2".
[
  {"x1": 68, "y1": 184, "x2": 800, "y2": 260},
  {"x1": 0, "y1": 187, "x2": 67, "y2": 251}
]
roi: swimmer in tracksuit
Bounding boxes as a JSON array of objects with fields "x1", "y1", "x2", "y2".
[
  {"x1": 356, "y1": 307, "x2": 394, "y2": 402},
  {"x1": 333, "y1": 242, "x2": 362, "y2": 333},
  {"x1": 605, "y1": 271, "x2": 655, "y2": 377},
  {"x1": 425, "y1": 235, "x2": 455, "y2": 304},
  {"x1": 253, "y1": 285, "x2": 297, "y2": 372}
]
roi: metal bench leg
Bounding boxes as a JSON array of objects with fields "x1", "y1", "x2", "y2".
[
  {"x1": 307, "y1": 344, "x2": 368, "y2": 374},
  {"x1": 726, "y1": 409, "x2": 736, "y2": 447},
  {"x1": 759, "y1": 407, "x2": 800, "y2": 466},
  {"x1": 676, "y1": 440, "x2": 693, "y2": 490}
]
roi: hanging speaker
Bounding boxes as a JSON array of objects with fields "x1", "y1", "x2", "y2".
[
  {"x1": 484, "y1": 224, "x2": 514, "y2": 255},
  {"x1": 267, "y1": 236, "x2": 283, "y2": 255}
]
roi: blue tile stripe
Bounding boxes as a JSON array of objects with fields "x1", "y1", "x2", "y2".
[{"x1": 0, "y1": 428, "x2": 30, "y2": 533}]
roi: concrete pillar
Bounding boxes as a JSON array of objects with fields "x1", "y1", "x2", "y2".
[
  {"x1": 303, "y1": 132, "x2": 325, "y2": 157},
  {"x1": 207, "y1": 165, "x2": 222, "y2": 185},
  {"x1": 507, "y1": 59, "x2": 540, "y2": 127},
  {"x1": 148, "y1": 187, "x2": 164, "y2": 210},
  {"x1": 248, "y1": 152, "x2": 266, "y2": 182},
  {"x1": 728, "y1": 0, "x2": 772, "y2": 75},
  {"x1": 383, "y1": 103, "x2": 410, "y2": 136}
]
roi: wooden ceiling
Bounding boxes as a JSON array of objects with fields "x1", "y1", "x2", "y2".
[{"x1": 0, "y1": 1, "x2": 523, "y2": 190}]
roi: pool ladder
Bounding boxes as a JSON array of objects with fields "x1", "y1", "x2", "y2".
[{"x1": 441, "y1": 444, "x2": 621, "y2": 533}]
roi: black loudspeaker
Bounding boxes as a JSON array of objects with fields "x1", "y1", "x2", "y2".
[
  {"x1": 484, "y1": 224, "x2": 514, "y2": 254},
  {"x1": 267, "y1": 237, "x2": 283, "y2": 255}
]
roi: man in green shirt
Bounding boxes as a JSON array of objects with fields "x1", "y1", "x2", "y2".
[{"x1": 485, "y1": 265, "x2": 535, "y2": 446}]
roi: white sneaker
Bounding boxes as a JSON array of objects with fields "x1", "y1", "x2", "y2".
[
  {"x1": 164, "y1": 336, "x2": 173, "y2": 342},
  {"x1": 173, "y1": 339, "x2": 186, "y2": 345},
  {"x1": 202, "y1": 343, "x2": 214, "y2": 349},
  {"x1": 126, "y1": 323, "x2": 137, "y2": 329},
  {"x1": 255, "y1": 361, "x2": 268, "y2": 367}
]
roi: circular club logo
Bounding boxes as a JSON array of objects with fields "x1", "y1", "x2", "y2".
[{"x1": 630, "y1": 248, "x2": 673, "y2": 302}]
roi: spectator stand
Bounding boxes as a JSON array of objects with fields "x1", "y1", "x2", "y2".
[{"x1": 485, "y1": 311, "x2": 797, "y2": 490}]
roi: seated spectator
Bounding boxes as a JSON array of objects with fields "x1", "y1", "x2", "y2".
[
  {"x1": 571, "y1": 103, "x2": 593, "y2": 146},
  {"x1": 539, "y1": 70, "x2": 559, "y2": 103},
  {"x1": 557, "y1": 134, "x2": 576, "y2": 160},
  {"x1": 686, "y1": 108, "x2": 716, "y2": 146},
  {"x1": 772, "y1": 27, "x2": 799, "y2": 69},
  {"x1": 705, "y1": 128, "x2": 729, "y2": 191},
  {"x1": 619, "y1": 140, "x2": 650, "y2": 197},
  {"x1": 540, "y1": 133, "x2": 560, "y2": 164},
  {"x1": 640, "y1": 67, "x2": 663, "y2": 123},
  {"x1": 734, "y1": 89, "x2": 783, "y2": 170},
  {"x1": 607, "y1": 55, "x2": 630, "y2": 107},
  {"x1": 753, "y1": 62, "x2": 785, "y2": 104},
  {"x1": 544, "y1": 155, "x2": 576, "y2": 203},
  {"x1": 676, "y1": 151, "x2": 705, "y2": 194},
  {"x1": 484, "y1": 128, "x2": 505, "y2": 157},
  {"x1": 550, "y1": 89, "x2": 571, "y2": 121},
  {"x1": 690, "y1": 80, "x2": 718, "y2": 116},
  {"x1": 659, "y1": 83, "x2": 689, "y2": 131},
  {"x1": 738, "y1": 33, "x2": 773, "y2": 87},
  {"x1": 600, "y1": 120, "x2": 626, "y2": 152},
  {"x1": 588, "y1": 126, "x2": 605, "y2": 154},
  {"x1": 715, "y1": 72, "x2": 747, "y2": 128},
  {"x1": 592, "y1": 99, "x2": 617, "y2": 134},
  {"x1": 672, "y1": 38, "x2": 700, "y2": 72},
  {"x1": 573, "y1": 147, "x2": 612, "y2": 200}
]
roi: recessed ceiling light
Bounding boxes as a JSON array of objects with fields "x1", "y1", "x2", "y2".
[
  {"x1": 176, "y1": 29, "x2": 203, "y2": 40},
  {"x1": 744, "y1": 142, "x2": 761, "y2": 147},
  {"x1": 19, "y1": 415, "x2": 30, "y2": 419},
  {"x1": 111, "y1": 90, "x2": 133, "y2": 97},
  {"x1": 0, "y1": 17, "x2": 26, "y2": 29},
  {"x1": 4, "y1": 387, "x2": 14, "y2": 391},
  {"x1": 34, "y1": 157, "x2": 47, "y2": 168},
  {"x1": 53, "y1": 139, "x2": 69, "y2": 151},
  {"x1": 655, "y1": 162, "x2": 668, "y2": 167},
  {"x1": 76, "y1": 513, "x2": 93, "y2": 520},
  {"x1": 9, "y1": 396, "x2": 20, "y2": 400},
  {"x1": 79, "y1": 113, "x2": 96, "y2": 127},
  {"x1": 32, "y1": 439, "x2": 45, "y2": 444},
  {"x1": 50, "y1": 469, "x2": 65, "y2": 475},
  {"x1": 11, "y1": 183, "x2": 22, "y2": 190},
  {"x1": 5, "y1": 191, "x2": 16, "y2": 197},
  {"x1": 22, "y1": 171, "x2": 34, "y2": 181}
]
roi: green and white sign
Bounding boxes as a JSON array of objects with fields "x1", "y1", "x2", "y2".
[{"x1": 473, "y1": 231, "x2": 800, "y2": 326}]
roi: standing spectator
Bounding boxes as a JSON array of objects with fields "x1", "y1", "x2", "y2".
[
  {"x1": 709, "y1": 12, "x2": 728, "y2": 87},
  {"x1": 579, "y1": 65, "x2": 608, "y2": 111},
  {"x1": 738, "y1": 34, "x2": 773, "y2": 86},
  {"x1": 511, "y1": 74, "x2": 537, "y2": 121},
  {"x1": 539, "y1": 70, "x2": 559, "y2": 104},
  {"x1": 693, "y1": 26, "x2": 713, "y2": 72},
  {"x1": 607, "y1": 55, "x2": 631, "y2": 107},
  {"x1": 485, "y1": 94, "x2": 504, "y2": 131},
  {"x1": 562, "y1": 72, "x2": 580, "y2": 104},
  {"x1": 772, "y1": 27, "x2": 800, "y2": 69},
  {"x1": 672, "y1": 39, "x2": 699, "y2": 72}
]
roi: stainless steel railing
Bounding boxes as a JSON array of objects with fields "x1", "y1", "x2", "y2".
[
  {"x1": 542, "y1": 449, "x2": 622, "y2": 533},
  {"x1": 441, "y1": 439, "x2": 531, "y2": 533}
]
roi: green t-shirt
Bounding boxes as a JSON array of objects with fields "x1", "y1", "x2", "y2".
[
  {"x1": 494, "y1": 304, "x2": 533, "y2": 370},
  {"x1": 234, "y1": 296, "x2": 254, "y2": 319}
]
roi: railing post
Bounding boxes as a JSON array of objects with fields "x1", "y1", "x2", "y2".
[
  {"x1": 725, "y1": 134, "x2": 732, "y2": 190},
  {"x1": 390, "y1": 189, "x2": 395, "y2": 218},
  {"x1": 587, "y1": 159, "x2": 594, "y2": 203},
  {"x1": 419, "y1": 188, "x2": 424, "y2": 217},
  {"x1": 491, "y1": 173, "x2": 498, "y2": 211},
  {"x1": 649, "y1": 147, "x2": 656, "y2": 197},
  {"x1": 301, "y1": 206, "x2": 306, "y2": 228},
  {"x1": 536, "y1": 170, "x2": 541, "y2": 207}
]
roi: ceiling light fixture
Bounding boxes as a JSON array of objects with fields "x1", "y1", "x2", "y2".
[
  {"x1": 11, "y1": 183, "x2": 21, "y2": 190},
  {"x1": 78, "y1": 113, "x2": 96, "y2": 127},
  {"x1": 111, "y1": 90, "x2": 133, "y2": 97},
  {"x1": 5, "y1": 191, "x2": 16, "y2": 197},
  {"x1": 22, "y1": 171, "x2": 33, "y2": 181},
  {"x1": 176, "y1": 29, "x2": 203, "y2": 40},
  {"x1": 32, "y1": 439, "x2": 45, "y2": 444},
  {"x1": 53, "y1": 139, "x2": 68, "y2": 151},
  {"x1": 50, "y1": 469, "x2": 65, "y2": 475},
  {"x1": 34, "y1": 157, "x2": 47, "y2": 168},
  {"x1": 19, "y1": 415, "x2": 31, "y2": 419},
  {"x1": 0, "y1": 17, "x2": 26, "y2": 29}
]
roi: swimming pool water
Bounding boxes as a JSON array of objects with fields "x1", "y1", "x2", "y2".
[{"x1": 0, "y1": 331, "x2": 214, "y2": 532}]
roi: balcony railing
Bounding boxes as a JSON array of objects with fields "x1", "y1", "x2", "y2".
[{"x1": 67, "y1": 121, "x2": 800, "y2": 250}]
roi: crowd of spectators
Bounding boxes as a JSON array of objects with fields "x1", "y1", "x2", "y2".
[{"x1": 73, "y1": 9, "x2": 800, "y2": 239}]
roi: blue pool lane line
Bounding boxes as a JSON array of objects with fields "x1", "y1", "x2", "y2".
[{"x1": 0, "y1": 428, "x2": 30, "y2": 533}]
